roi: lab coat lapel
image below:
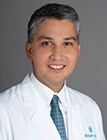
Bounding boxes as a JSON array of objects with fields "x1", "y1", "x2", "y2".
[
  {"x1": 31, "y1": 96, "x2": 61, "y2": 140},
  {"x1": 20, "y1": 75, "x2": 38, "y2": 119},
  {"x1": 66, "y1": 88, "x2": 84, "y2": 140}
]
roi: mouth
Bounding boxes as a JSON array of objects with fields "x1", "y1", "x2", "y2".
[{"x1": 48, "y1": 64, "x2": 65, "y2": 71}]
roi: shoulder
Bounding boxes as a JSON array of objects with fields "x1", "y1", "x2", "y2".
[
  {"x1": 67, "y1": 87, "x2": 103, "y2": 122},
  {"x1": 0, "y1": 74, "x2": 30, "y2": 108},
  {"x1": 0, "y1": 84, "x2": 20, "y2": 121},
  {"x1": 67, "y1": 87, "x2": 95, "y2": 103},
  {"x1": 67, "y1": 87, "x2": 100, "y2": 112},
  {"x1": 0, "y1": 84, "x2": 20, "y2": 103}
]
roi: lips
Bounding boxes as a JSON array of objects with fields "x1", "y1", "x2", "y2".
[
  {"x1": 48, "y1": 64, "x2": 66, "y2": 72},
  {"x1": 48, "y1": 65, "x2": 65, "y2": 69}
]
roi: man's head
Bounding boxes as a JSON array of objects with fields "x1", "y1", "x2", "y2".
[
  {"x1": 26, "y1": 3, "x2": 81, "y2": 92},
  {"x1": 27, "y1": 3, "x2": 81, "y2": 43}
]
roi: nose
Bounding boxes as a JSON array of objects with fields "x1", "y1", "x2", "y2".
[{"x1": 49, "y1": 45, "x2": 63, "y2": 60}]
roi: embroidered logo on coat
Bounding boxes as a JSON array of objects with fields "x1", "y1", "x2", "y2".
[
  {"x1": 89, "y1": 127, "x2": 93, "y2": 133},
  {"x1": 85, "y1": 126, "x2": 97, "y2": 138}
]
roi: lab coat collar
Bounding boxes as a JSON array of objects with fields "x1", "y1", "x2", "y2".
[
  {"x1": 20, "y1": 74, "x2": 62, "y2": 140},
  {"x1": 20, "y1": 73, "x2": 37, "y2": 104},
  {"x1": 66, "y1": 87, "x2": 85, "y2": 108}
]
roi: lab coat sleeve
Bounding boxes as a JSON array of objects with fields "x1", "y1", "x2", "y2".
[{"x1": 95, "y1": 103, "x2": 106, "y2": 140}]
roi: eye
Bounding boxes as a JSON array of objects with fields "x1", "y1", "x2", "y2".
[
  {"x1": 41, "y1": 41, "x2": 52, "y2": 46},
  {"x1": 64, "y1": 42, "x2": 73, "y2": 46}
]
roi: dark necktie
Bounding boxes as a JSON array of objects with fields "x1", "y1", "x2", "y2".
[{"x1": 50, "y1": 95, "x2": 67, "y2": 140}]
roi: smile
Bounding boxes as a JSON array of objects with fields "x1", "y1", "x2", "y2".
[{"x1": 48, "y1": 65, "x2": 65, "y2": 69}]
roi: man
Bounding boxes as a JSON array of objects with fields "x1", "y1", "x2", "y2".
[{"x1": 0, "y1": 3, "x2": 106, "y2": 140}]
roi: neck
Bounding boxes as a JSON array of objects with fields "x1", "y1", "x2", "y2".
[
  {"x1": 47, "y1": 82, "x2": 65, "y2": 93},
  {"x1": 33, "y1": 73, "x2": 65, "y2": 93}
]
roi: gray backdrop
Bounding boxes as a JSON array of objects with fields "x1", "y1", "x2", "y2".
[{"x1": 0, "y1": 0, "x2": 107, "y2": 137}]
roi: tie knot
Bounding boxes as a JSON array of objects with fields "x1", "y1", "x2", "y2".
[{"x1": 51, "y1": 95, "x2": 59, "y2": 106}]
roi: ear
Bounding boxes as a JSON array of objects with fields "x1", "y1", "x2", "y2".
[
  {"x1": 76, "y1": 43, "x2": 80, "y2": 62},
  {"x1": 25, "y1": 42, "x2": 32, "y2": 60}
]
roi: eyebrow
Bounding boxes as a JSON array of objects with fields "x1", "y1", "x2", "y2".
[
  {"x1": 63, "y1": 37, "x2": 76, "y2": 41},
  {"x1": 38, "y1": 36, "x2": 77, "y2": 41},
  {"x1": 38, "y1": 36, "x2": 53, "y2": 41}
]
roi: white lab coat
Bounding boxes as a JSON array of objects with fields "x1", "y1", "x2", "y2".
[{"x1": 0, "y1": 74, "x2": 106, "y2": 140}]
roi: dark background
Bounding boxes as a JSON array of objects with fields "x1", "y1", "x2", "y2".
[{"x1": 0, "y1": 0, "x2": 107, "y2": 137}]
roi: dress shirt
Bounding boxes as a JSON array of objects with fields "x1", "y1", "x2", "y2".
[{"x1": 30, "y1": 72, "x2": 68, "y2": 139}]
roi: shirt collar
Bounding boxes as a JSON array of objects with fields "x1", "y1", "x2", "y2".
[{"x1": 30, "y1": 72, "x2": 67, "y2": 108}]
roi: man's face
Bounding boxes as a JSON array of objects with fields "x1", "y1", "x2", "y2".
[{"x1": 26, "y1": 18, "x2": 80, "y2": 92}]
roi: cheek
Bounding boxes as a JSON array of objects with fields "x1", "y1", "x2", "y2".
[
  {"x1": 32, "y1": 50, "x2": 49, "y2": 66},
  {"x1": 67, "y1": 51, "x2": 77, "y2": 60},
  {"x1": 32, "y1": 48, "x2": 43, "y2": 59},
  {"x1": 67, "y1": 52, "x2": 79, "y2": 66}
]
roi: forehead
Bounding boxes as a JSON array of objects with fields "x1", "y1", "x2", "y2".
[{"x1": 36, "y1": 18, "x2": 77, "y2": 39}]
